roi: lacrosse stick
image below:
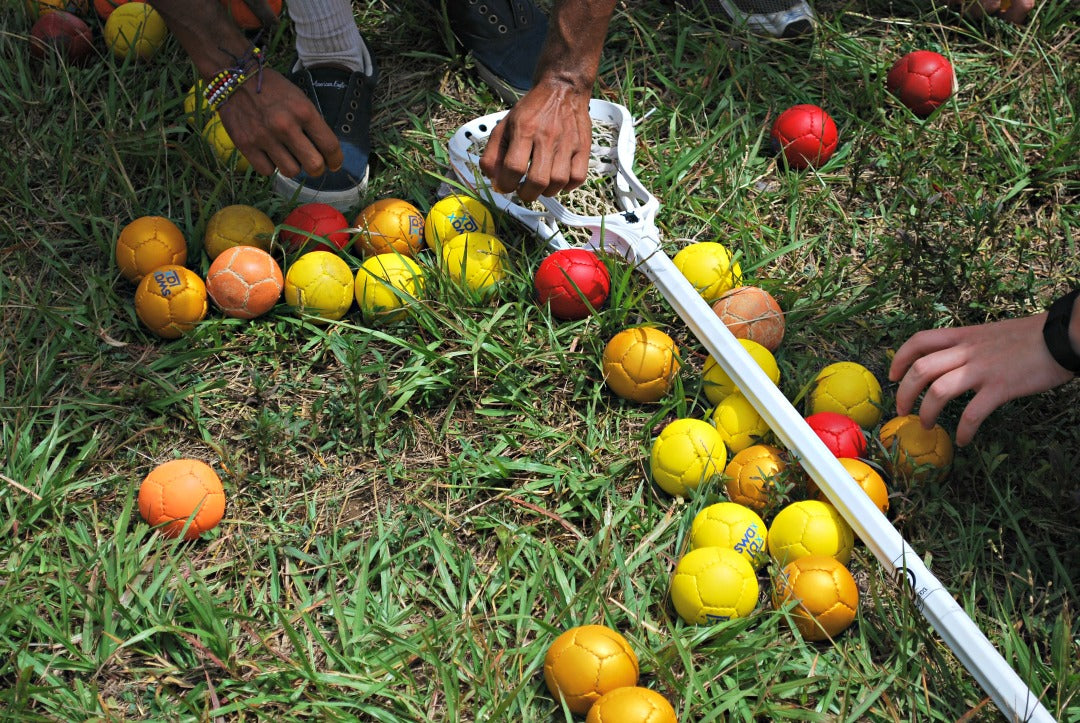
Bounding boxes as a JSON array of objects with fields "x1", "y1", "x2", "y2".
[{"x1": 447, "y1": 99, "x2": 1053, "y2": 723}]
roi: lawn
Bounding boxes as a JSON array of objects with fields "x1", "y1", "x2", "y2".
[{"x1": 1, "y1": 0, "x2": 1078, "y2": 721}]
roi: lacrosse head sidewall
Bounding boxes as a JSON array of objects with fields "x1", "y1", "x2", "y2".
[{"x1": 447, "y1": 100, "x2": 660, "y2": 255}]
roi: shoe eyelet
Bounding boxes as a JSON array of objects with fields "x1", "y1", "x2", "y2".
[
  {"x1": 498, "y1": 23, "x2": 507, "y2": 32},
  {"x1": 342, "y1": 124, "x2": 351, "y2": 133},
  {"x1": 346, "y1": 112, "x2": 355, "y2": 122},
  {"x1": 489, "y1": 14, "x2": 498, "y2": 23},
  {"x1": 478, "y1": 4, "x2": 487, "y2": 12},
  {"x1": 349, "y1": 101, "x2": 358, "y2": 109}
]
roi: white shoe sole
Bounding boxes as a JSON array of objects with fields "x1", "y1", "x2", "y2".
[
  {"x1": 271, "y1": 167, "x2": 369, "y2": 213},
  {"x1": 715, "y1": 0, "x2": 816, "y2": 36}
]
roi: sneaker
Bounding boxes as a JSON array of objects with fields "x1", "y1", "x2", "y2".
[
  {"x1": 446, "y1": 0, "x2": 548, "y2": 103},
  {"x1": 272, "y1": 64, "x2": 378, "y2": 213},
  {"x1": 698, "y1": 0, "x2": 816, "y2": 37}
]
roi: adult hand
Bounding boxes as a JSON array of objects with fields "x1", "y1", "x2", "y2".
[
  {"x1": 953, "y1": 0, "x2": 1035, "y2": 24},
  {"x1": 888, "y1": 314, "x2": 1074, "y2": 446},
  {"x1": 217, "y1": 68, "x2": 343, "y2": 180},
  {"x1": 150, "y1": 0, "x2": 342, "y2": 181},
  {"x1": 478, "y1": 80, "x2": 592, "y2": 203}
]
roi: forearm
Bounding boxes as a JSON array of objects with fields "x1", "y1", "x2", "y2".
[
  {"x1": 534, "y1": 0, "x2": 618, "y2": 91},
  {"x1": 150, "y1": 0, "x2": 254, "y2": 80}
]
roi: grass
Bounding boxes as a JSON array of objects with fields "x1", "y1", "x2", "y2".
[{"x1": 2, "y1": 0, "x2": 1078, "y2": 720}]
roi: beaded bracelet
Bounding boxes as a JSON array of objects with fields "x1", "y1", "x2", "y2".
[{"x1": 205, "y1": 44, "x2": 266, "y2": 112}]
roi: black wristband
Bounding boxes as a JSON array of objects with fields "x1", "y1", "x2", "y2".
[{"x1": 1043, "y1": 289, "x2": 1080, "y2": 374}]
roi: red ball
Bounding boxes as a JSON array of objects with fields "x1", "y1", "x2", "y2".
[
  {"x1": 220, "y1": 0, "x2": 283, "y2": 29},
  {"x1": 771, "y1": 104, "x2": 839, "y2": 170},
  {"x1": 806, "y1": 411, "x2": 866, "y2": 458},
  {"x1": 30, "y1": 10, "x2": 94, "y2": 64},
  {"x1": 280, "y1": 202, "x2": 351, "y2": 254},
  {"x1": 93, "y1": 0, "x2": 143, "y2": 21},
  {"x1": 886, "y1": 50, "x2": 956, "y2": 118},
  {"x1": 534, "y1": 248, "x2": 611, "y2": 320}
]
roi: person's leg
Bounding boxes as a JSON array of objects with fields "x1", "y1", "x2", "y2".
[
  {"x1": 272, "y1": 0, "x2": 378, "y2": 212},
  {"x1": 444, "y1": 0, "x2": 548, "y2": 104},
  {"x1": 290, "y1": 0, "x2": 375, "y2": 73}
]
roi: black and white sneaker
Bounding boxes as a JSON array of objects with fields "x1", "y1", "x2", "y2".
[
  {"x1": 446, "y1": 0, "x2": 548, "y2": 104},
  {"x1": 272, "y1": 64, "x2": 378, "y2": 213},
  {"x1": 700, "y1": 0, "x2": 816, "y2": 37}
]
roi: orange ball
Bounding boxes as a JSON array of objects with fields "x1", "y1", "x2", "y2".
[
  {"x1": 772, "y1": 555, "x2": 859, "y2": 641},
  {"x1": 544, "y1": 625, "x2": 639, "y2": 714},
  {"x1": 138, "y1": 459, "x2": 226, "y2": 540},
  {"x1": 723, "y1": 444, "x2": 786, "y2": 512},
  {"x1": 115, "y1": 215, "x2": 187, "y2": 284},
  {"x1": 585, "y1": 686, "x2": 678, "y2": 723},
  {"x1": 27, "y1": 0, "x2": 89, "y2": 18},
  {"x1": 808, "y1": 457, "x2": 890, "y2": 515},
  {"x1": 219, "y1": 0, "x2": 282, "y2": 29},
  {"x1": 879, "y1": 415, "x2": 954, "y2": 483},
  {"x1": 353, "y1": 198, "x2": 425, "y2": 257},
  {"x1": 206, "y1": 245, "x2": 284, "y2": 319},
  {"x1": 601, "y1": 326, "x2": 681, "y2": 403},
  {"x1": 711, "y1": 285, "x2": 785, "y2": 352},
  {"x1": 134, "y1": 265, "x2": 208, "y2": 339}
]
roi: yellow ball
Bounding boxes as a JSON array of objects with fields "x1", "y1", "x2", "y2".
[
  {"x1": 808, "y1": 457, "x2": 890, "y2": 514},
  {"x1": 878, "y1": 415, "x2": 954, "y2": 483},
  {"x1": 649, "y1": 418, "x2": 727, "y2": 498},
  {"x1": 701, "y1": 339, "x2": 780, "y2": 405},
  {"x1": 424, "y1": 194, "x2": 495, "y2": 254},
  {"x1": 689, "y1": 501, "x2": 769, "y2": 570},
  {"x1": 440, "y1": 232, "x2": 507, "y2": 292},
  {"x1": 134, "y1": 265, "x2": 208, "y2": 339},
  {"x1": 672, "y1": 241, "x2": 742, "y2": 302},
  {"x1": 586, "y1": 687, "x2": 678, "y2": 723},
  {"x1": 710, "y1": 392, "x2": 770, "y2": 454},
  {"x1": 723, "y1": 444, "x2": 787, "y2": 512},
  {"x1": 353, "y1": 198, "x2": 425, "y2": 257},
  {"x1": 354, "y1": 253, "x2": 425, "y2": 323},
  {"x1": 203, "y1": 204, "x2": 273, "y2": 260},
  {"x1": 284, "y1": 251, "x2": 354, "y2": 322},
  {"x1": 773, "y1": 555, "x2": 859, "y2": 642},
  {"x1": 115, "y1": 215, "x2": 187, "y2": 283},
  {"x1": 543, "y1": 625, "x2": 639, "y2": 715},
  {"x1": 202, "y1": 115, "x2": 251, "y2": 172},
  {"x1": 670, "y1": 546, "x2": 759, "y2": 624},
  {"x1": 602, "y1": 327, "x2": 680, "y2": 403},
  {"x1": 184, "y1": 81, "x2": 209, "y2": 129},
  {"x1": 808, "y1": 361, "x2": 883, "y2": 429},
  {"x1": 103, "y1": 2, "x2": 167, "y2": 60},
  {"x1": 768, "y1": 500, "x2": 854, "y2": 567}
]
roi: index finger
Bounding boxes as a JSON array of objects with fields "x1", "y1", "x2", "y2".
[
  {"x1": 479, "y1": 121, "x2": 528, "y2": 195},
  {"x1": 302, "y1": 114, "x2": 343, "y2": 173},
  {"x1": 889, "y1": 328, "x2": 954, "y2": 381}
]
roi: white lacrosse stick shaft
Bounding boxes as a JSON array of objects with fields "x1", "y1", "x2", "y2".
[{"x1": 447, "y1": 101, "x2": 1053, "y2": 722}]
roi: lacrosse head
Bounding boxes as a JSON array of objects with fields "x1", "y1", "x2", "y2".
[{"x1": 447, "y1": 100, "x2": 663, "y2": 264}]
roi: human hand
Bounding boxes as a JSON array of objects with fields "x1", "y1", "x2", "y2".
[
  {"x1": 952, "y1": 0, "x2": 1035, "y2": 24},
  {"x1": 216, "y1": 68, "x2": 343, "y2": 180},
  {"x1": 888, "y1": 314, "x2": 1074, "y2": 446},
  {"x1": 478, "y1": 80, "x2": 592, "y2": 203}
]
